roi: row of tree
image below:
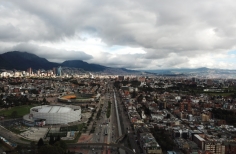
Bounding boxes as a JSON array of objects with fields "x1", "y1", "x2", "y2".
[
  {"x1": 37, "y1": 136, "x2": 74, "y2": 154},
  {"x1": 0, "y1": 94, "x2": 49, "y2": 109},
  {"x1": 150, "y1": 127, "x2": 175, "y2": 152},
  {"x1": 212, "y1": 108, "x2": 236, "y2": 126}
]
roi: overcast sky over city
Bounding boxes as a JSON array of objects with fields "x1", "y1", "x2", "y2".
[{"x1": 1, "y1": 0, "x2": 236, "y2": 70}]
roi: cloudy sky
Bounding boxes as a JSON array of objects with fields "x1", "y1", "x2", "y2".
[{"x1": 1, "y1": 0, "x2": 236, "y2": 70}]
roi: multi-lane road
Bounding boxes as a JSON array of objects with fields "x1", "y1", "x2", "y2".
[
  {"x1": 78, "y1": 82, "x2": 140, "y2": 154},
  {"x1": 113, "y1": 86, "x2": 142, "y2": 154},
  {"x1": 85, "y1": 82, "x2": 120, "y2": 154},
  {"x1": 88, "y1": 95, "x2": 109, "y2": 153},
  {"x1": 0, "y1": 118, "x2": 29, "y2": 145}
]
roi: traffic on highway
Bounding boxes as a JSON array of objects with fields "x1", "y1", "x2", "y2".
[{"x1": 86, "y1": 81, "x2": 139, "y2": 154}]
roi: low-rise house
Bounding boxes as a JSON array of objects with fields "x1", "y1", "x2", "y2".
[{"x1": 140, "y1": 133, "x2": 162, "y2": 154}]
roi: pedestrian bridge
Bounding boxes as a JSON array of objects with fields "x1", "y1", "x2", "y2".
[{"x1": 68, "y1": 143, "x2": 135, "y2": 154}]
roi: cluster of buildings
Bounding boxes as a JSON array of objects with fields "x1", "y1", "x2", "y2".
[
  {"x1": 117, "y1": 76, "x2": 236, "y2": 154},
  {"x1": 0, "y1": 67, "x2": 119, "y2": 78},
  {"x1": 2, "y1": 72, "x2": 236, "y2": 153},
  {"x1": 0, "y1": 77, "x2": 106, "y2": 121},
  {"x1": 0, "y1": 67, "x2": 63, "y2": 77}
]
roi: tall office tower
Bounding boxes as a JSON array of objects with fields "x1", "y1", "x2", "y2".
[
  {"x1": 27, "y1": 67, "x2": 32, "y2": 75},
  {"x1": 53, "y1": 67, "x2": 56, "y2": 75},
  {"x1": 57, "y1": 66, "x2": 62, "y2": 76}
]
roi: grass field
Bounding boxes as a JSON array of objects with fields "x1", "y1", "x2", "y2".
[
  {"x1": 204, "y1": 92, "x2": 234, "y2": 97},
  {"x1": 0, "y1": 105, "x2": 35, "y2": 118},
  {"x1": 195, "y1": 91, "x2": 234, "y2": 97}
]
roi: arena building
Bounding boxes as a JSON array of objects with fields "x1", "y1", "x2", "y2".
[{"x1": 23, "y1": 105, "x2": 81, "y2": 126}]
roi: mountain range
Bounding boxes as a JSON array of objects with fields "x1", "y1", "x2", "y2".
[
  {"x1": 0, "y1": 51, "x2": 137, "y2": 74},
  {"x1": 1, "y1": 51, "x2": 236, "y2": 77},
  {"x1": 145, "y1": 67, "x2": 236, "y2": 74},
  {"x1": 145, "y1": 67, "x2": 236, "y2": 78}
]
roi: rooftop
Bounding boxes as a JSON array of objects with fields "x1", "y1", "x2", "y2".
[{"x1": 32, "y1": 105, "x2": 72, "y2": 113}]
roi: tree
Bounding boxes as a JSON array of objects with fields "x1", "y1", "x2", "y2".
[
  {"x1": 39, "y1": 145, "x2": 64, "y2": 154},
  {"x1": 11, "y1": 110, "x2": 18, "y2": 118},
  {"x1": 37, "y1": 138, "x2": 44, "y2": 147},
  {"x1": 54, "y1": 140, "x2": 67, "y2": 153},
  {"x1": 132, "y1": 90, "x2": 137, "y2": 98},
  {"x1": 24, "y1": 95, "x2": 29, "y2": 104},
  {"x1": 67, "y1": 150, "x2": 76, "y2": 154},
  {"x1": 14, "y1": 145, "x2": 23, "y2": 153},
  {"x1": 0, "y1": 99, "x2": 3, "y2": 106},
  {"x1": 137, "y1": 94, "x2": 143, "y2": 103},
  {"x1": 143, "y1": 105, "x2": 151, "y2": 116},
  {"x1": 167, "y1": 114, "x2": 171, "y2": 119},
  {"x1": 30, "y1": 141, "x2": 36, "y2": 154},
  {"x1": 43, "y1": 98, "x2": 46, "y2": 103},
  {"x1": 55, "y1": 135, "x2": 61, "y2": 142},
  {"x1": 49, "y1": 135, "x2": 55, "y2": 145}
]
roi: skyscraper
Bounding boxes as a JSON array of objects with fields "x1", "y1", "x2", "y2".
[
  {"x1": 27, "y1": 67, "x2": 32, "y2": 75},
  {"x1": 57, "y1": 66, "x2": 62, "y2": 76},
  {"x1": 53, "y1": 67, "x2": 56, "y2": 75}
]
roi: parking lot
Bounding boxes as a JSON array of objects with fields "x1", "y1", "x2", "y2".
[
  {"x1": 0, "y1": 118, "x2": 23, "y2": 128},
  {"x1": 20, "y1": 127, "x2": 49, "y2": 141}
]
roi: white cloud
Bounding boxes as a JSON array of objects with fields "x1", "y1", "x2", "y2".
[{"x1": 1, "y1": 0, "x2": 236, "y2": 70}]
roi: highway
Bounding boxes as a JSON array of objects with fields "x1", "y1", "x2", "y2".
[
  {"x1": 86, "y1": 82, "x2": 121, "y2": 154},
  {"x1": 0, "y1": 118, "x2": 29, "y2": 145},
  {"x1": 113, "y1": 89, "x2": 122, "y2": 136},
  {"x1": 114, "y1": 88, "x2": 142, "y2": 154},
  {"x1": 89, "y1": 94, "x2": 109, "y2": 154},
  {"x1": 81, "y1": 81, "x2": 136, "y2": 154}
]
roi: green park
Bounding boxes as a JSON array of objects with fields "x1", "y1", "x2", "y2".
[{"x1": 0, "y1": 105, "x2": 35, "y2": 118}]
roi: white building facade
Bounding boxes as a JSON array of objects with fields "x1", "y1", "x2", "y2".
[{"x1": 23, "y1": 105, "x2": 81, "y2": 126}]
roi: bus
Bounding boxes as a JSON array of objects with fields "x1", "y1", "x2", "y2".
[{"x1": 104, "y1": 127, "x2": 108, "y2": 135}]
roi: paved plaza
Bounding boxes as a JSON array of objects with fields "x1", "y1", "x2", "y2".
[
  {"x1": 77, "y1": 133, "x2": 93, "y2": 143},
  {"x1": 20, "y1": 127, "x2": 48, "y2": 141}
]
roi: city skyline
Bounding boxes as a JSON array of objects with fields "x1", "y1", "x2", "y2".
[{"x1": 1, "y1": 0, "x2": 236, "y2": 70}]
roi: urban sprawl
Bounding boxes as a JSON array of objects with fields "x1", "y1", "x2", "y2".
[{"x1": 1, "y1": 67, "x2": 236, "y2": 154}]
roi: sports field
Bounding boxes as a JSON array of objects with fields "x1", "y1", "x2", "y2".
[{"x1": 0, "y1": 105, "x2": 35, "y2": 118}]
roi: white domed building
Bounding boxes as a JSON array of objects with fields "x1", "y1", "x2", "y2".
[{"x1": 23, "y1": 105, "x2": 81, "y2": 126}]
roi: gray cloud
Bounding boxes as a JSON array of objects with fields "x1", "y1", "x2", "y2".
[
  {"x1": 1, "y1": 0, "x2": 236, "y2": 69},
  {"x1": 2, "y1": 43, "x2": 93, "y2": 62},
  {"x1": 87, "y1": 51, "x2": 161, "y2": 70}
]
